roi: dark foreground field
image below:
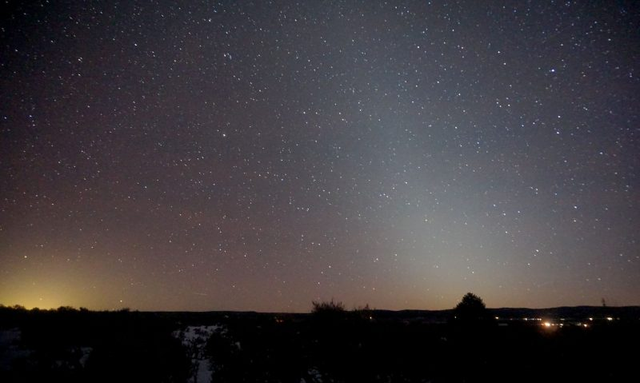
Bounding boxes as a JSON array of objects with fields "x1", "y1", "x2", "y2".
[{"x1": 1, "y1": 305, "x2": 639, "y2": 383}]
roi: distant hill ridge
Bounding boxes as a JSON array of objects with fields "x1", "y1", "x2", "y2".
[{"x1": 368, "y1": 305, "x2": 640, "y2": 322}]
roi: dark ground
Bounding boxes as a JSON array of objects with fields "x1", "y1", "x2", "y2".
[{"x1": 0, "y1": 305, "x2": 638, "y2": 382}]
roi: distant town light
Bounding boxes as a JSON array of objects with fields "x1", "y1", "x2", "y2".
[
  {"x1": 543, "y1": 322, "x2": 552, "y2": 328},
  {"x1": 606, "y1": 317, "x2": 613, "y2": 321}
]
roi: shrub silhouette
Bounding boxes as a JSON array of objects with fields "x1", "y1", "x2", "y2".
[{"x1": 311, "y1": 299, "x2": 345, "y2": 314}]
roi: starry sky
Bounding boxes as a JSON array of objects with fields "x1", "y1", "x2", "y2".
[{"x1": 1, "y1": 0, "x2": 639, "y2": 312}]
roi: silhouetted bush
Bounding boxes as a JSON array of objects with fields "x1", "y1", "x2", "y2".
[
  {"x1": 311, "y1": 299, "x2": 345, "y2": 314},
  {"x1": 352, "y1": 304, "x2": 374, "y2": 321}
]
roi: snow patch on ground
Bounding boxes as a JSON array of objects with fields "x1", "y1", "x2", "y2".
[
  {"x1": 1, "y1": 328, "x2": 92, "y2": 371},
  {"x1": 0, "y1": 328, "x2": 31, "y2": 371},
  {"x1": 301, "y1": 367, "x2": 324, "y2": 383},
  {"x1": 174, "y1": 325, "x2": 224, "y2": 383},
  {"x1": 79, "y1": 347, "x2": 92, "y2": 368}
]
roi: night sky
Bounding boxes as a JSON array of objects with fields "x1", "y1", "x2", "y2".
[{"x1": 1, "y1": 1, "x2": 639, "y2": 312}]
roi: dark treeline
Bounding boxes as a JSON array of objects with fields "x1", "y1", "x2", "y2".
[
  {"x1": 0, "y1": 305, "x2": 190, "y2": 382},
  {"x1": 1, "y1": 298, "x2": 639, "y2": 383}
]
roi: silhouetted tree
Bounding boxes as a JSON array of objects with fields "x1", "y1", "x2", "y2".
[{"x1": 453, "y1": 292, "x2": 490, "y2": 323}]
